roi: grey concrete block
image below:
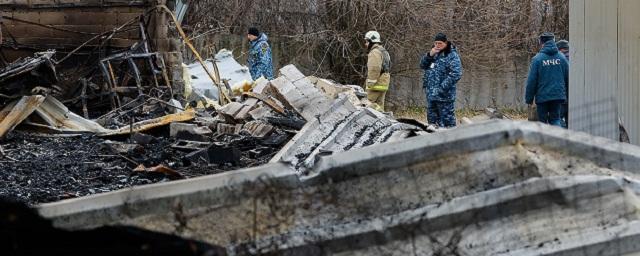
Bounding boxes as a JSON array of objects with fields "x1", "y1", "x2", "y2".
[
  {"x1": 169, "y1": 122, "x2": 212, "y2": 138},
  {"x1": 279, "y1": 65, "x2": 306, "y2": 82}
]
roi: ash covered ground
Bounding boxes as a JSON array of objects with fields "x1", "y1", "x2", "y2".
[{"x1": 0, "y1": 130, "x2": 290, "y2": 205}]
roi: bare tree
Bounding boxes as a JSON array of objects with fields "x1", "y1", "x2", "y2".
[{"x1": 185, "y1": 0, "x2": 568, "y2": 87}]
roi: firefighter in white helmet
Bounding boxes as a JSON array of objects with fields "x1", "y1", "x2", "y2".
[{"x1": 364, "y1": 31, "x2": 391, "y2": 111}]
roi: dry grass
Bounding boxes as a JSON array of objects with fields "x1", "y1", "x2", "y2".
[{"x1": 394, "y1": 106, "x2": 527, "y2": 122}]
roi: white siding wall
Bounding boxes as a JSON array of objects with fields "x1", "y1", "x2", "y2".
[
  {"x1": 617, "y1": 0, "x2": 640, "y2": 145},
  {"x1": 570, "y1": 0, "x2": 640, "y2": 144}
]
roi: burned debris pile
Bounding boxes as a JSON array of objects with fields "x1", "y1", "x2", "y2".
[
  {"x1": 268, "y1": 65, "x2": 426, "y2": 173},
  {"x1": 0, "y1": 43, "x2": 424, "y2": 205},
  {"x1": 0, "y1": 47, "x2": 291, "y2": 203},
  {"x1": 0, "y1": 129, "x2": 285, "y2": 204},
  {"x1": 0, "y1": 51, "x2": 59, "y2": 101}
]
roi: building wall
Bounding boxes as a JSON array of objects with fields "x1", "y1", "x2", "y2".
[
  {"x1": 386, "y1": 55, "x2": 531, "y2": 111},
  {"x1": 617, "y1": 0, "x2": 640, "y2": 145},
  {"x1": 0, "y1": 0, "x2": 171, "y2": 61},
  {"x1": 570, "y1": 0, "x2": 640, "y2": 145},
  {"x1": 0, "y1": 0, "x2": 188, "y2": 100}
]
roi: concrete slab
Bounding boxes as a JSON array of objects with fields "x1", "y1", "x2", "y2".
[
  {"x1": 270, "y1": 66, "x2": 333, "y2": 122},
  {"x1": 38, "y1": 163, "x2": 298, "y2": 229},
  {"x1": 233, "y1": 176, "x2": 633, "y2": 255}
]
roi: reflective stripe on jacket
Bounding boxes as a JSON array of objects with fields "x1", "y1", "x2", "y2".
[{"x1": 366, "y1": 44, "x2": 391, "y2": 91}]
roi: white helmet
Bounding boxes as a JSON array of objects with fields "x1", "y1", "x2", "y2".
[{"x1": 365, "y1": 31, "x2": 382, "y2": 43}]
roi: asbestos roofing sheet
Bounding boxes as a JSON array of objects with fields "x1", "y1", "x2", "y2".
[
  {"x1": 186, "y1": 60, "x2": 221, "y2": 101},
  {"x1": 186, "y1": 49, "x2": 253, "y2": 101},
  {"x1": 214, "y1": 49, "x2": 253, "y2": 88}
]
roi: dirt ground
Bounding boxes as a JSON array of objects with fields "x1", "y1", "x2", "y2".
[{"x1": 395, "y1": 107, "x2": 528, "y2": 123}]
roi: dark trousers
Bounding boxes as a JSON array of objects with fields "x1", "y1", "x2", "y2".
[
  {"x1": 561, "y1": 103, "x2": 568, "y2": 128},
  {"x1": 536, "y1": 100, "x2": 563, "y2": 127},
  {"x1": 427, "y1": 101, "x2": 456, "y2": 128}
]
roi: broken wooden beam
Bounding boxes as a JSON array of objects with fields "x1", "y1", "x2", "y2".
[
  {"x1": 99, "y1": 110, "x2": 196, "y2": 136},
  {"x1": 0, "y1": 95, "x2": 46, "y2": 138},
  {"x1": 243, "y1": 92, "x2": 285, "y2": 115}
]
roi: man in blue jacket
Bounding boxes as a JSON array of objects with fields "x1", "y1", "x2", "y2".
[
  {"x1": 420, "y1": 33, "x2": 463, "y2": 128},
  {"x1": 556, "y1": 40, "x2": 570, "y2": 60},
  {"x1": 525, "y1": 32, "x2": 569, "y2": 127},
  {"x1": 247, "y1": 27, "x2": 274, "y2": 80}
]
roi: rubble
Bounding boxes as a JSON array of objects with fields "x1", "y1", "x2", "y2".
[
  {"x1": 100, "y1": 110, "x2": 197, "y2": 136},
  {"x1": 0, "y1": 96, "x2": 108, "y2": 138},
  {"x1": 216, "y1": 123, "x2": 243, "y2": 135},
  {"x1": 308, "y1": 76, "x2": 366, "y2": 107},
  {"x1": 99, "y1": 49, "x2": 173, "y2": 107},
  {"x1": 0, "y1": 48, "x2": 425, "y2": 206},
  {"x1": 0, "y1": 96, "x2": 46, "y2": 138},
  {"x1": 34, "y1": 120, "x2": 640, "y2": 255},
  {"x1": 219, "y1": 101, "x2": 252, "y2": 122},
  {"x1": 0, "y1": 96, "x2": 196, "y2": 138},
  {"x1": 130, "y1": 132, "x2": 157, "y2": 145},
  {"x1": 270, "y1": 73, "x2": 332, "y2": 121},
  {"x1": 241, "y1": 121, "x2": 275, "y2": 138},
  {"x1": 102, "y1": 141, "x2": 142, "y2": 155},
  {"x1": 171, "y1": 140, "x2": 211, "y2": 152},
  {"x1": 242, "y1": 92, "x2": 286, "y2": 115},
  {"x1": 2, "y1": 3, "x2": 637, "y2": 256},
  {"x1": 133, "y1": 164, "x2": 185, "y2": 180},
  {"x1": 0, "y1": 57, "x2": 316, "y2": 204},
  {"x1": 0, "y1": 130, "x2": 285, "y2": 204},
  {"x1": 184, "y1": 143, "x2": 242, "y2": 166},
  {"x1": 170, "y1": 122, "x2": 213, "y2": 141},
  {"x1": 267, "y1": 65, "x2": 423, "y2": 172},
  {"x1": 0, "y1": 1, "x2": 426, "y2": 212},
  {"x1": 0, "y1": 51, "x2": 58, "y2": 100}
]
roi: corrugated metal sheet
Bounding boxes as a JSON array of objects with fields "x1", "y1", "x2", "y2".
[
  {"x1": 569, "y1": 0, "x2": 586, "y2": 132},
  {"x1": 569, "y1": 0, "x2": 620, "y2": 141},
  {"x1": 617, "y1": 0, "x2": 640, "y2": 145}
]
